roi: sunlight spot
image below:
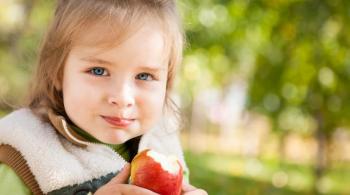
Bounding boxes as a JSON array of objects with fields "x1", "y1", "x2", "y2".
[
  {"x1": 272, "y1": 171, "x2": 289, "y2": 188},
  {"x1": 0, "y1": 1, "x2": 24, "y2": 31},
  {"x1": 199, "y1": 8, "x2": 216, "y2": 27},
  {"x1": 183, "y1": 56, "x2": 200, "y2": 81},
  {"x1": 213, "y1": 5, "x2": 228, "y2": 24},
  {"x1": 318, "y1": 67, "x2": 335, "y2": 88},
  {"x1": 322, "y1": 19, "x2": 341, "y2": 41}
]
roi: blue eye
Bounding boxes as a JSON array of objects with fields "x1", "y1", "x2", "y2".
[
  {"x1": 90, "y1": 67, "x2": 107, "y2": 76},
  {"x1": 136, "y1": 73, "x2": 153, "y2": 81}
]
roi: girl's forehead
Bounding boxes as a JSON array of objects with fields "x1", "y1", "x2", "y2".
[
  {"x1": 71, "y1": 19, "x2": 171, "y2": 61},
  {"x1": 72, "y1": 16, "x2": 166, "y2": 48},
  {"x1": 72, "y1": 21, "x2": 134, "y2": 48},
  {"x1": 69, "y1": 21, "x2": 170, "y2": 66}
]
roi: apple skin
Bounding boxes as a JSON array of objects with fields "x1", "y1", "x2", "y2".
[{"x1": 130, "y1": 149, "x2": 183, "y2": 195}]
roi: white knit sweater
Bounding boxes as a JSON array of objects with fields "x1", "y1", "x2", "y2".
[{"x1": 0, "y1": 108, "x2": 187, "y2": 194}]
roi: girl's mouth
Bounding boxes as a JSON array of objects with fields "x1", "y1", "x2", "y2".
[{"x1": 101, "y1": 116, "x2": 135, "y2": 128}]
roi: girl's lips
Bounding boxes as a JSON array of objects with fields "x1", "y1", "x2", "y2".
[{"x1": 102, "y1": 116, "x2": 135, "y2": 128}]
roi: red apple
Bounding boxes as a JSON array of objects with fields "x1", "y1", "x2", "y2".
[{"x1": 130, "y1": 149, "x2": 183, "y2": 195}]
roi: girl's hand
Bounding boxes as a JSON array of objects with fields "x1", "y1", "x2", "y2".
[
  {"x1": 181, "y1": 182, "x2": 208, "y2": 195},
  {"x1": 94, "y1": 164, "x2": 158, "y2": 195}
]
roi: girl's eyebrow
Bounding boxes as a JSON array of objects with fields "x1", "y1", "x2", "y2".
[
  {"x1": 81, "y1": 56, "x2": 167, "y2": 71},
  {"x1": 139, "y1": 66, "x2": 167, "y2": 72},
  {"x1": 81, "y1": 57, "x2": 113, "y2": 66}
]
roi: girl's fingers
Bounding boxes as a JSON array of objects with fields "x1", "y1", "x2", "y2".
[
  {"x1": 119, "y1": 184, "x2": 159, "y2": 195},
  {"x1": 182, "y1": 182, "x2": 197, "y2": 192},
  {"x1": 109, "y1": 163, "x2": 131, "y2": 184},
  {"x1": 95, "y1": 183, "x2": 159, "y2": 195},
  {"x1": 182, "y1": 183, "x2": 208, "y2": 195}
]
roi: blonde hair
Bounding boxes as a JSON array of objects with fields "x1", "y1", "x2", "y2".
[{"x1": 26, "y1": 0, "x2": 184, "y2": 120}]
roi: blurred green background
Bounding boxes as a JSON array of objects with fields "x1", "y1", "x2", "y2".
[{"x1": 1, "y1": 0, "x2": 350, "y2": 194}]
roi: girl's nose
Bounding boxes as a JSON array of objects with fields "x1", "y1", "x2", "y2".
[{"x1": 107, "y1": 83, "x2": 135, "y2": 108}]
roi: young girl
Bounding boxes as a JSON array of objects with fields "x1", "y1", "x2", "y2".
[{"x1": 0, "y1": 0, "x2": 207, "y2": 194}]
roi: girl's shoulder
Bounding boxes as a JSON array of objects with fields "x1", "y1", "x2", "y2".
[
  {"x1": 0, "y1": 108, "x2": 55, "y2": 149},
  {"x1": 0, "y1": 108, "x2": 42, "y2": 128},
  {"x1": 0, "y1": 108, "x2": 53, "y2": 138}
]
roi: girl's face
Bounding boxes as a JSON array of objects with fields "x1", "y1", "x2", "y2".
[{"x1": 62, "y1": 22, "x2": 168, "y2": 144}]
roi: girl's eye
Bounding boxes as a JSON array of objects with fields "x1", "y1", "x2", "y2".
[
  {"x1": 90, "y1": 67, "x2": 108, "y2": 76},
  {"x1": 136, "y1": 73, "x2": 154, "y2": 81}
]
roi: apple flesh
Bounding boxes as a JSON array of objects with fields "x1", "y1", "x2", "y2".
[{"x1": 130, "y1": 149, "x2": 183, "y2": 195}]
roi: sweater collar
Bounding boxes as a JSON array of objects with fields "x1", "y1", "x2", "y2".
[
  {"x1": 47, "y1": 109, "x2": 129, "y2": 154},
  {"x1": 47, "y1": 109, "x2": 89, "y2": 147}
]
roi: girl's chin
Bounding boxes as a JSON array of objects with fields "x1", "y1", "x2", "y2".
[{"x1": 100, "y1": 134, "x2": 131, "y2": 145}]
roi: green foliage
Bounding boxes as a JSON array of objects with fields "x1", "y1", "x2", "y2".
[
  {"x1": 0, "y1": 0, "x2": 54, "y2": 108},
  {"x1": 176, "y1": 0, "x2": 350, "y2": 136},
  {"x1": 244, "y1": 0, "x2": 350, "y2": 134},
  {"x1": 185, "y1": 151, "x2": 350, "y2": 195}
]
